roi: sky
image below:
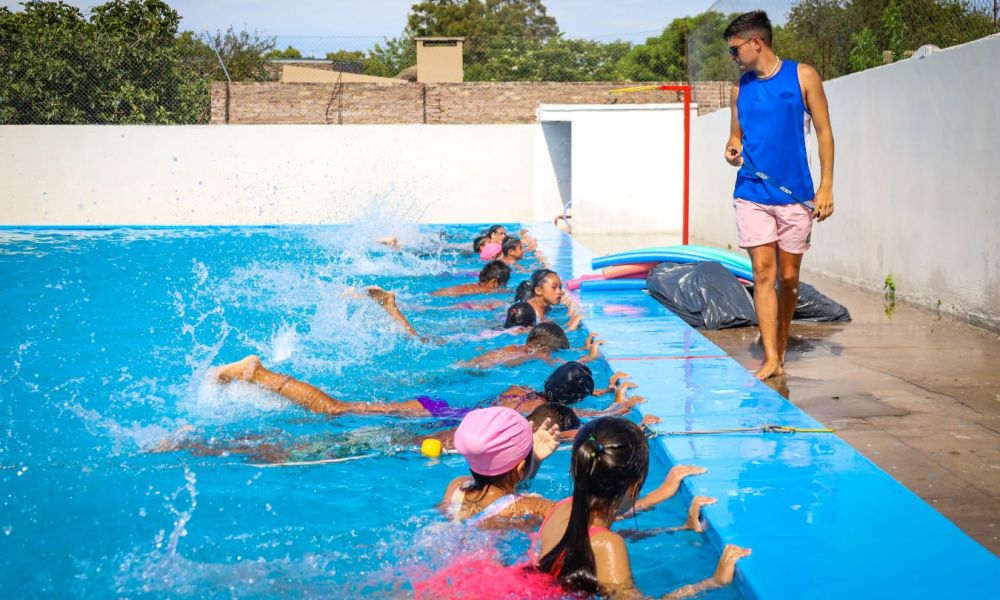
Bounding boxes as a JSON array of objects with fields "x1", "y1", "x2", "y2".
[{"x1": 2, "y1": 0, "x2": 719, "y2": 56}]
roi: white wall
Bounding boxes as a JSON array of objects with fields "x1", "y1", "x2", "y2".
[
  {"x1": 0, "y1": 124, "x2": 540, "y2": 225},
  {"x1": 539, "y1": 104, "x2": 690, "y2": 234},
  {"x1": 690, "y1": 35, "x2": 1000, "y2": 329}
]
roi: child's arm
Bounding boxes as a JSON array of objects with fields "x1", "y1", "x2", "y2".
[
  {"x1": 575, "y1": 340, "x2": 605, "y2": 363},
  {"x1": 574, "y1": 394, "x2": 645, "y2": 418},
  {"x1": 619, "y1": 465, "x2": 708, "y2": 517},
  {"x1": 660, "y1": 545, "x2": 752, "y2": 600}
]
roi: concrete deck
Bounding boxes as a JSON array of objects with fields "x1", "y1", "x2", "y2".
[{"x1": 573, "y1": 231, "x2": 1000, "y2": 556}]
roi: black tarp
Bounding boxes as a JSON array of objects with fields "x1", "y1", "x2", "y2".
[{"x1": 645, "y1": 261, "x2": 851, "y2": 330}]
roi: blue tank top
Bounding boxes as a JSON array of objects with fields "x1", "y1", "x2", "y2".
[{"x1": 733, "y1": 59, "x2": 815, "y2": 205}]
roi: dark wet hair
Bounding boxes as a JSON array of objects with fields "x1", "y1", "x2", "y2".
[
  {"x1": 473, "y1": 235, "x2": 488, "y2": 253},
  {"x1": 526, "y1": 322, "x2": 569, "y2": 351},
  {"x1": 502, "y1": 236, "x2": 522, "y2": 257},
  {"x1": 513, "y1": 280, "x2": 533, "y2": 302},
  {"x1": 462, "y1": 446, "x2": 536, "y2": 500},
  {"x1": 504, "y1": 302, "x2": 537, "y2": 328},
  {"x1": 537, "y1": 417, "x2": 649, "y2": 594},
  {"x1": 543, "y1": 361, "x2": 594, "y2": 405},
  {"x1": 724, "y1": 10, "x2": 772, "y2": 47},
  {"x1": 530, "y1": 269, "x2": 559, "y2": 295},
  {"x1": 486, "y1": 224, "x2": 506, "y2": 237},
  {"x1": 527, "y1": 403, "x2": 581, "y2": 431},
  {"x1": 479, "y1": 260, "x2": 511, "y2": 287}
]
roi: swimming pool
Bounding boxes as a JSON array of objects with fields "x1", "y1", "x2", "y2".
[{"x1": 0, "y1": 224, "x2": 739, "y2": 597}]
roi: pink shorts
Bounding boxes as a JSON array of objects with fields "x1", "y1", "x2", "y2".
[{"x1": 733, "y1": 198, "x2": 814, "y2": 254}]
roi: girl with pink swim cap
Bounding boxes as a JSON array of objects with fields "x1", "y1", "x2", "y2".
[{"x1": 441, "y1": 406, "x2": 562, "y2": 528}]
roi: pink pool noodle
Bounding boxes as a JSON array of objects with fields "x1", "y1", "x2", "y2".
[
  {"x1": 567, "y1": 262, "x2": 657, "y2": 291},
  {"x1": 602, "y1": 262, "x2": 658, "y2": 279}
]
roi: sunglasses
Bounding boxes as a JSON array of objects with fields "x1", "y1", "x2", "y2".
[{"x1": 727, "y1": 38, "x2": 755, "y2": 57}]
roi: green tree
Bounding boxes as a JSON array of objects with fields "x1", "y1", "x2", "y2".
[
  {"x1": 777, "y1": 0, "x2": 995, "y2": 79},
  {"x1": 365, "y1": 31, "x2": 417, "y2": 77},
  {"x1": 407, "y1": 0, "x2": 559, "y2": 41},
  {"x1": 265, "y1": 45, "x2": 304, "y2": 59},
  {"x1": 325, "y1": 50, "x2": 366, "y2": 61},
  {"x1": 195, "y1": 26, "x2": 277, "y2": 81},
  {"x1": 849, "y1": 27, "x2": 882, "y2": 72},
  {"x1": 621, "y1": 12, "x2": 738, "y2": 82},
  {"x1": 0, "y1": 0, "x2": 207, "y2": 124}
]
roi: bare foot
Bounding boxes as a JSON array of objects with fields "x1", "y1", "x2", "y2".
[
  {"x1": 365, "y1": 286, "x2": 396, "y2": 307},
  {"x1": 376, "y1": 236, "x2": 400, "y2": 250},
  {"x1": 753, "y1": 360, "x2": 784, "y2": 380},
  {"x1": 149, "y1": 424, "x2": 195, "y2": 453},
  {"x1": 215, "y1": 355, "x2": 260, "y2": 383},
  {"x1": 683, "y1": 495, "x2": 717, "y2": 533}
]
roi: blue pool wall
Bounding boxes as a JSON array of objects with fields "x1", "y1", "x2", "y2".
[{"x1": 528, "y1": 223, "x2": 1000, "y2": 600}]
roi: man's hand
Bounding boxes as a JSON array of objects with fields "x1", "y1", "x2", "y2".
[
  {"x1": 725, "y1": 145, "x2": 743, "y2": 167},
  {"x1": 813, "y1": 184, "x2": 834, "y2": 222}
]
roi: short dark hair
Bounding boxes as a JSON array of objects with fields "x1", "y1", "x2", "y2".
[
  {"x1": 724, "y1": 10, "x2": 772, "y2": 47},
  {"x1": 502, "y1": 236, "x2": 522, "y2": 256},
  {"x1": 526, "y1": 322, "x2": 570, "y2": 351},
  {"x1": 504, "y1": 301, "x2": 537, "y2": 328},
  {"x1": 486, "y1": 224, "x2": 506, "y2": 236},
  {"x1": 479, "y1": 260, "x2": 512, "y2": 286},
  {"x1": 526, "y1": 403, "x2": 581, "y2": 431}
]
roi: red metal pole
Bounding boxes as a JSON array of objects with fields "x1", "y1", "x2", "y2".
[{"x1": 682, "y1": 85, "x2": 690, "y2": 245}]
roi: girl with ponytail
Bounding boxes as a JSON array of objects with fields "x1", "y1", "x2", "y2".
[{"x1": 536, "y1": 417, "x2": 752, "y2": 598}]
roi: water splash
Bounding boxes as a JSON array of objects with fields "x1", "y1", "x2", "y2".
[{"x1": 307, "y1": 197, "x2": 451, "y2": 278}]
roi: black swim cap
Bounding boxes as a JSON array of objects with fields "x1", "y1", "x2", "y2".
[{"x1": 543, "y1": 361, "x2": 595, "y2": 405}]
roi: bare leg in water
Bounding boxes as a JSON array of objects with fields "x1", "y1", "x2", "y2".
[
  {"x1": 365, "y1": 286, "x2": 418, "y2": 337},
  {"x1": 214, "y1": 355, "x2": 429, "y2": 416}
]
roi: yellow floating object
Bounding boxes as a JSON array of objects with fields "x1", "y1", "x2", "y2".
[
  {"x1": 421, "y1": 438, "x2": 442, "y2": 458},
  {"x1": 608, "y1": 84, "x2": 664, "y2": 94}
]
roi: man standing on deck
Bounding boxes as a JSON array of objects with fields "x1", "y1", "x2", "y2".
[{"x1": 723, "y1": 11, "x2": 835, "y2": 380}]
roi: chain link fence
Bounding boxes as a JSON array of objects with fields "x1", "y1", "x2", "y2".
[{"x1": 2, "y1": 0, "x2": 997, "y2": 124}]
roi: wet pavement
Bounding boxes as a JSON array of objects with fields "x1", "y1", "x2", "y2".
[{"x1": 573, "y1": 232, "x2": 1000, "y2": 555}]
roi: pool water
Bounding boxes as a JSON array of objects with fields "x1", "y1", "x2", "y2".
[{"x1": 0, "y1": 223, "x2": 740, "y2": 598}]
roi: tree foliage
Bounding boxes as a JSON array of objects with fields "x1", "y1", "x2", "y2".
[
  {"x1": 0, "y1": 0, "x2": 207, "y2": 124},
  {"x1": 266, "y1": 45, "x2": 304, "y2": 60},
  {"x1": 773, "y1": 0, "x2": 995, "y2": 79}
]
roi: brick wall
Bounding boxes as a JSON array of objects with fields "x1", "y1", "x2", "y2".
[{"x1": 211, "y1": 81, "x2": 732, "y2": 125}]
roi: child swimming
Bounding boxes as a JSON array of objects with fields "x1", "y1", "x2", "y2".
[
  {"x1": 513, "y1": 269, "x2": 583, "y2": 331},
  {"x1": 535, "y1": 417, "x2": 751, "y2": 598},
  {"x1": 212, "y1": 356, "x2": 632, "y2": 422},
  {"x1": 442, "y1": 406, "x2": 560, "y2": 529},
  {"x1": 148, "y1": 403, "x2": 574, "y2": 465},
  {"x1": 460, "y1": 322, "x2": 602, "y2": 369},
  {"x1": 431, "y1": 260, "x2": 512, "y2": 297}
]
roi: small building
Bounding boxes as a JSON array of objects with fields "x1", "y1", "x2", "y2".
[{"x1": 414, "y1": 37, "x2": 464, "y2": 83}]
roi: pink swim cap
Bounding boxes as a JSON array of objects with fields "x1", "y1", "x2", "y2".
[
  {"x1": 479, "y1": 242, "x2": 502, "y2": 261},
  {"x1": 454, "y1": 407, "x2": 533, "y2": 476}
]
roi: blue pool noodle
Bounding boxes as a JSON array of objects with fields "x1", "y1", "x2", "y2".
[{"x1": 592, "y1": 245, "x2": 754, "y2": 281}]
